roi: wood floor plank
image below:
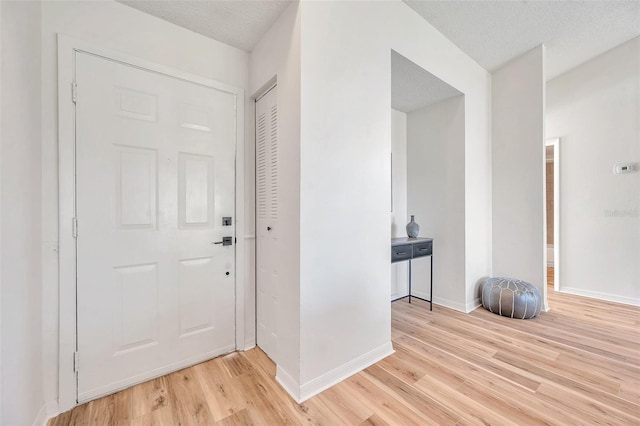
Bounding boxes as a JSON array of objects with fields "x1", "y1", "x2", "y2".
[
  {"x1": 232, "y1": 371, "x2": 295, "y2": 425},
  {"x1": 396, "y1": 333, "x2": 542, "y2": 392},
  {"x1": 339, "y1": 373, "x2": 437, "y2": 425},
  {"x1": 130, "y1": 376, "x2": 169, "y2": 419},
  {"x1": 358, "y1": 413, "x2": 389, "y2": 426},
  {"x1": 50, "y1": 286, "x2": 640, "y2": 426},
  {"x1": 427, "y1": 312, "x2": 561, "y2": 361},
  {"x1": 128, "y1": 407, "x2": 175, "y2": 426},
  {"x1": 316, "y1": 383, "x2": 373, "y2": 424},
  {"x1": 536, "y1": 381, "x2": 640, "y2": 425},
  {"x1": 458, "y1": 360, "x2": 581, "y2": 425},
  {"x1": 451, "y1": 380, "x2": 553, "y2": 425},
  {"x1": 619, "y1": 381, "x2": 640, "y2": 405},
  {"x1": 375, "y1": 344, "x2": 449, "y2": 385},
  {"x1": 257, "y1": 371, "x2": 346, "y2": 425},
  {"x1": 472, "y1": 307, "x2": 639, "y2": 363},
  {"x1": 554, "y1": 350, "x2": 640, "y2": 384},
  {"x1": 363, "y1": 363, "x2": 460, "y2": 425},
  {"x1": 66, "y1": 402, "x2": 92, "y2": 426},
  {"x1": 83, "y1": 387, "x2": 132, "y2": 426},
  {"x1": 394, "y1": 316, "x2": 499, "y2": 359},
  {"x1": 412, "y1": 373, "x2": 515, "y2": 426},
  {"x1": 165, "y1": 367, "x2": 216, "y2": 425},
  {"x1": 48, "y1": 409, "x2": 72, "y2": 426},
  {"x1": 192, "y1": 359, "x2": 248, "y2": 422},
  {"x1": 214, "y1": 407, "x2": 264, "y2": 426},
  {"x1": 220, "y1": 351, "x2": 254, "y2": 377},
  {"x1": 493, "y1": 348, "x2": 622, "y2": 395},
  {"x1": 386, "y1": 341, "x2": 469, "y2": 387},
  {"x1": 240, "y1": 347, "x2": 276, "y2": 377}
]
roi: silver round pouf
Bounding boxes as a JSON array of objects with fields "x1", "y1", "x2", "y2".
[{"x1": 481, "y1": 277, "x2": 542, "y2": 319}]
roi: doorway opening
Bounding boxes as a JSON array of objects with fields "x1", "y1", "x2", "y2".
[{"x1": 545, "y1": 138, "x2": 560, "y2": 293}]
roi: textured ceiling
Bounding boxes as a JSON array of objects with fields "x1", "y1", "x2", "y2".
[
  {"x1": 391, "y1": 51, "x2": 462, "y2": 113},
  {"x1": 118, "y1": 0, "x2": 639, "y2": 80},
  {"x1": 118, "y1": 0, "x2": 293, "y2": 52},
  {"x1": 403, "y1": 0, "x2": 640, "y2": 80}
]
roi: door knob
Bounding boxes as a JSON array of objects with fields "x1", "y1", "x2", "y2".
[{"x1": 267, "y1": 226, "x2": 272, "y2": 231}]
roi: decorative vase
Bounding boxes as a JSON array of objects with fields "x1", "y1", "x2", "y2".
[{"x1": 406, "y1": 215, "x2": 420, "y2": 238}]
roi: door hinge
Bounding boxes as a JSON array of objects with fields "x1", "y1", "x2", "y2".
[
  {"x1": 71, "y1": 81, "x2": 78, "y2": 104},
  {"x1": 72, "y1": 217, "x2": 78, "y2": 238},
  {"x1": 73, "y1": 351, "x2": 79, "y2": 373}
]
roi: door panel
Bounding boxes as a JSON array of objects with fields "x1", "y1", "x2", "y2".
[
  {"x1": 256, "y1": 87, "x2": 279, "y2": 363},
  {"x1": 113, "y1": 263, "x2": 159, "y2": 354},
  {"x1": 179, "y1": 153, "x2": 215, "y2": 227},
  {"x1": 115, "y1": 146, "x2": 158, "y2": 229},
  {"x1": 76, "y1": 52, "x2": 236, "y2": 401},
  {"x1": 178, "y1": 257, "x2": 216, "y2": 337}
]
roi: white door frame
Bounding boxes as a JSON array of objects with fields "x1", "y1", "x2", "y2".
[
  {"x1": 57, "y1": 34, "x2": 245, "y2": 411},
  {"x1": 545, "y1": 137, "x2": 560, "y2": 293}
]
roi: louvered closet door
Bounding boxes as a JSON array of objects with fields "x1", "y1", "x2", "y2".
[{"x1": 256, "y1": 86, "x2": 279, "y2": 362}]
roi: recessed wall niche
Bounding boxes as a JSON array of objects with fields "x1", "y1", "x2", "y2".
[{"x1": 390, "y1": 50, "x2": 466, "y2": 307}]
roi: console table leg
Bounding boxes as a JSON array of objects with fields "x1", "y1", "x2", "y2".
[{"x1": 408, "y1": 259, "x2": 412, "y2": 304}]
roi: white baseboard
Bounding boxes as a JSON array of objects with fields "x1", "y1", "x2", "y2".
[
  {"x1": 559, "y1": 286, "x2": 640, "y2": 307},
  {"x1": 465, "y1": 297, "x2": 482, "y2": 313},
  {"x1": 299, "y1": 342, "x2": 394, "y2": 402},
  {"x1": 277, "y1": 342, "x2": 394, "y2": 404},
  {"x1": 410, "y1": 290, "x2": 430, "y2": 301},
  {"x1": 33, "y1": 404, "x2": 48, "y2": 426},
  {"x1": 275, "y1": 366, "x2": 301, "y2": 402},
  {"x1": 411, "y1": 290, "x2": 480, "y2": 313},
  {"x1": 243, "y1": 340, "x2": 256, "y2": 351},
  {"x1": 429, "y1": 295, "x2": 464, "y2": 313},
  {"x1": 409, "y1": 291, "x2": 482, "y2": 314}
]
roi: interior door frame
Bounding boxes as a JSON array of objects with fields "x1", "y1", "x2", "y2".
[
  {"x1": 57, "y1": 34, "x2": 245, "y2": 411},
  {"x1": 545, "y1": 137, "x2": 561, "y2": 293}
]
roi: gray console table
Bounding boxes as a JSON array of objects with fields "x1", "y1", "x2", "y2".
[{"x1": 391, "y1": 237, "x2": 433, "y2": 311}]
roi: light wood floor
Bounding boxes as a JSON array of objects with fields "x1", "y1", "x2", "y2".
[{"x1": 50, "y1": 282, "x2": 640, "y2": 425}]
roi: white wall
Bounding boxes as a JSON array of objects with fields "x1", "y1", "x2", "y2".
[
  {"x1": 492, "y1": 46, "x2": 547, "y2": 307},
  {"x1": 249, "y1": 2, "x2": 302, "y2": 390},
  {"x1": 1, "y1": 4, "x2": 3, "y2": 422},
  {"x1": 1, "y1": 1, "x2": 45, "y2": 424},
  {"x1": 297, "y1": 0, "x2": 491, "y2": 400},
  {"x1": 408, "y1": 95, "x2": 466, "y2": 308},
  {"x1": 547, "y1": 37, "x2": 640, "y2": 305},
  {"x1": 40, "y1": 0, "x2": 250, "y2": 414},
  {"x1": 391, "y1": 109, "x2": 408, "y2": 299}
]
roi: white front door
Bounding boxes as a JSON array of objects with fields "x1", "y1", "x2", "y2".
[
  {"x1": 255, "y1": 86, "x2": 279, "y2": 362},
  {"x1": 75, "y1": 52, "x2": 237, "y2": 402}
]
